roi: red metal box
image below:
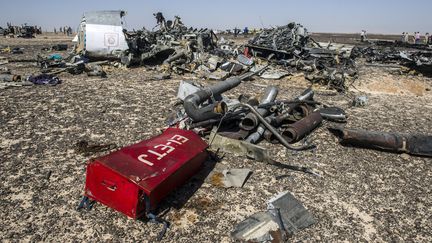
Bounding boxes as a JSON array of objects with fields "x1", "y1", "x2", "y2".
[{"x1": 83, "y1": 128, "x2": 208, "y2": 218}]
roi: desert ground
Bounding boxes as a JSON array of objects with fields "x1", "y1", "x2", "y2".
[{"x1": 0, "y1": 34, "x2": 431, "y2": 242}]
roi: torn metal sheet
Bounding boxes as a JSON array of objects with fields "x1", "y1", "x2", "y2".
[
  {"x1": 220, "y1": 62, "x2": 244, "y2": 74},
  {"x1": 231, "y1": 191, "x2": 315, "y2": 242},
  {"x1": 250, "y1": 66, "x2": 289, "y2": 80},
  {"x1": 260, "y1": 70, "x2": 289, "y2": 80},
  {"x1": 207, "y1": 69, "x2": 229, "y2": 80},
  {"x1": 176, "y1": 80, "x2": 202, "y2": 101},
  {"x1": 209, "y1": 128, "x2": 320, "y2": 176},
  {"x1": 231, "y1": 212, "x2": 283, "y2": 242},
  {"x1": 223, "y1": 169, "x2": 251, "y2": 187},
  {"x1": 76, "y1": 11, "x2": 129, "y2": 58},
  {"x1": 267, "y1": 191, "x2": 316, "y2": 235},
  {"x1": 207, "y1": 55, "x2": 222, "y2": 71},
  {"x1": 208, "y1": 168, "x2": 252, "y2": 188},
  {"x1": 209, "y1": 129, "x2": 270, "y2": 162},
  {"x1": 315, "y1": 42, "x2": 354, "y2": 58},
  {"x1": 237, "y1": 54, "x2": 254, "y2": 66}
]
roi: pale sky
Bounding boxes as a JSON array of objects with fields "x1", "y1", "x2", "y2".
[{"x1": 0, "y1": 0, "x2": 430, "y2": 34}]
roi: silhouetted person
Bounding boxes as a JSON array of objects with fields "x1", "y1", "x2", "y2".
[
  {"x1": 243, "y1": 27, "x2": 249, "y2": 36},
  {"x1": 234, "y1": 27, "x2": 240, "y2": 38},
  {"x1": 415, "y1": 32, "x2": 421, "y2": 44},
  {"x1": 360, "y1": 30, "x2": 366, "y2": 42}
]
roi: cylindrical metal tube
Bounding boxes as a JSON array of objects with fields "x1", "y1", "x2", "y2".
[
  {"x1": 184, "y1": 76, "x2": 242, "y2": 122},
  {"x1": 184, "y1": 66, "x2": 270, "y2": 123},
  {"x1": 235, "y1": 103, "x2": 313, "y2": 150},
  {"x1": 245, "y1": 115, "x2": 276, "y2": 144},
  {"x1": 263, "y1": 129, "x2": 280, "y2": 144},
  {"x1": 282, "y1": 111, "x2": 323, "y2": 143},
  {"x1": 329, "y1": 127, "x2": 405, "y2": 152},
  {"x1": 296, "y1": 87, "x2": 314, "y2": 101},
  {"x1": 245, "y1": 125, "x2": 265, "y2": 144},
  {"x1": 329, "y1": 127, "x2": 432, "y2": 157},
  {"x1": 239, "y1": 86, "x2": 278, "y2": 131},
  {"x1": 342, "y1": 129, "x2": 404, "y2": 151}
]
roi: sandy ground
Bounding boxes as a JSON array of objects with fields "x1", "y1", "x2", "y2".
[{"x1": 1, "y1": 35, "x2": 432, "y2": 242}]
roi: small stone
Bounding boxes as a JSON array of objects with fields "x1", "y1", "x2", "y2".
[{"x1": 400, "y1": 153, "x2": 410, "y2": 160}]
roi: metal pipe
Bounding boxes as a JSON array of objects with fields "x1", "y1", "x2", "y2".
[
  {"x1": 189, "y1": 109, "x2": 245, "y2": 129},
  {"x1": 328, "y1": 127, "x2": 432, "y2": 157},
  {"x1": 281, "y1": 111, "x2": 323, "y2": 143},
  {"x1": 234, "y1": 103, "x2": 313, "y2": 150},
  {"x1": 245, "y1": 114, "x2": 278, "y2": 144},
  {"x1": 296, "y1": 87, "x2": 314, "y2": 101},
  {"x1": 239, "y1": 86, "x2": 278, "y2": 131},
  {"x1": 247, "y1": 88, "x2": 314, "y2": 144},
  {"x1": 263, "y1": 129, "x2": 280, "y2": 144},
  {"x1": 184, "y1": 76, "x2": 241, "y2": 122},
  {"x1": 184, "y1": 66, "x2": 269, "y2": 123}
]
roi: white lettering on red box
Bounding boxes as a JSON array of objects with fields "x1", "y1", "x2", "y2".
[{"x1": 137, "y1": 134, "x2": 190, "y2": 166}]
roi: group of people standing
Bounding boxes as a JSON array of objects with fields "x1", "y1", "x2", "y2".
[
  {"x1": 54, "y1": 26, "x2": 73, "y2": 36},
  {"x1": 401, "y1": 32, "x2": 430, "y2": 44},
  {"x1": 5, "y1": 23, "x2": 42, "y2": 35}
]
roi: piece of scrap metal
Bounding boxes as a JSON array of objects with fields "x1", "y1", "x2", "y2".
[
  {"x1": 231, "y1": 191, "x2": 315, "y2": 242},
  {"x1": 209, "y1": 128, "x2": 269, "y2": 161},
  {"x1": 209, "y1": 128, "x2": 320, "y2": 176}
]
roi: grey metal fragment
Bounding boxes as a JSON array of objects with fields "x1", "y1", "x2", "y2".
[
  {"x1": 209, "y1": 129, "x2": 270, "y2": 162},
  {"x1": 267, "y1": 191, "x2": 316, "y2": 235},
  {"x1": 231, "y1": 191, "x2": 315, "y2": 242},
  {"x1": 176, "y1": 80, "x2": 201, "y2": 101},
  {"x1": 222, "y1": 168, "x2": 252, "y2": 188},
  {"x1": 237, "y1": 54, "x2": 254, "y2": 66},
  {"x1": 231, "y1": 212, "x2": 282, "y2": 242},
  {"x1": 259, "y1": 69, "x2": 289, "y2": 80}
]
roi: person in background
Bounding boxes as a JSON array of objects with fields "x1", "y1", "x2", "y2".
[
  {"x1": 425, "y1": 33, "x2": 430, "y2": 44},
  {"x1": 360, "y1": 30, "x2": 366, "y2": 42},
  {"x1": 404, "y1": 32, "x2": 409, "y2": 43},
  {"x1": 415, "y1": 32, "x2": 421, "y2": 44},
  {"x1": 243, "y1": 27, "x2": 249, "y2": 36},
  {"x1": 401, "y1": 32, "x2": 405, "y2": 42},
  {"x1": 54, "y1": 28, "x2": 57, "y2": 34},
  {"x1": 59, "y1": 27, "x2": 63, "y2": 34}
]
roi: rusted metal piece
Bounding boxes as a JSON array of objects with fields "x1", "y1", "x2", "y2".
[
  {"x1": 234, "y1": 103, "x2": 313, "y2": 150},
  {"x1": 274, "y1": 103, "x2": 312, "y2": 125},
  {"x1": 263, "y1": 129, "x2": 280, "y2": 144},
  {"x1": 282, "y1": 111, "x2": 323, "y2": 143},
  {"x1": 328, "y1": 127, "x2": 432, "y2": 157}
]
